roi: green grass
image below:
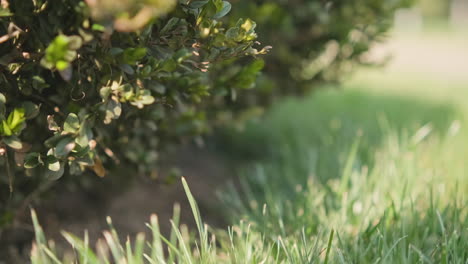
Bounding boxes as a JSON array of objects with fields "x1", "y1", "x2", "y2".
[
  {"x1": 30, "y1": 82, "x2": 468, "y2": 263},
  {"x1": 218, "y1": 83, "x2": 467, "y2": 262},
  {"x1": 30, "y1": 30, "x2": 468, "y2": 263}
]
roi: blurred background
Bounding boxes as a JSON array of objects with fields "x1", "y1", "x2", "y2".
[{"x1": 3, "y1": 0, "x2": 468, "y2": 262}]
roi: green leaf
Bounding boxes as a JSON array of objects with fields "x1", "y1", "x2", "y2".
[
  {"x1": 92, "y1": 23, "x2": 106, "y2": 32},
  {"x1": 75, "y1": 154, "x2": 94, "y2": 166},
  {"x1": 103, "y1": 99, "x2": 122, "y2": 124},
  {"x1": 56, "y1": 60, "x2": 69, "y2": 71},
  {"x1": 173, "y1": 49, "x2": 192, "y2": 63},
  {"x1": 24, "y1": 153, "x2": 42, "y2": 169},
  {"x1": 64, "y1": 113, "x2": 80, "y2": 134},
  {"x1": 109, "y1": 48, "x2": 124, "y2": 56},
  {"x1": 131, "y1": 90, "x2": 155, "y2": 109},
  {"x1": 160, "y1": 58, "x2": 177, "y2": 72},
  {"x1": 225, "y1": 27, "x2": 240, "y2": 40},
  {"x1": 55, "y1": 136, "x2": 76, "y2": 158},
  {"x1": 122, "y1": 48, "x2": 147, "y2": 65},
  {"x1": 48, "y1": 160, "x2": 61, "y2": 172},
  {"x1": 7, "y1": 108, "x2": 26, "y2": 131},
  {"x1": 32, "y1": 76, "x2": 50, "y2": 91},
  {"x1": 46, "y1": 162, "x2": 65, "y2": 180},
  {"x1": 121, "y1": 84, "x2": 134, "y2": 100},
  {"x1": 213, "y1": 1, "x2": 231, "y2": 19},
  {"x1": 22, "y1": 102, "x2": 40, "y2": 120},
  {"x1": 119, "y1": 64, "x2": 135, "y2": 75},
  {"x1": 140, "y1": 90, "x2": 155, "y2": 104},
  {"x1": 0, "y1": 7, "x2": 12, "y2": 17},
  {"x1": 1, "y1": 120, "x2": 12, "y2": 136},
  {"x1": 241, "y1": 18, "x2": 256, "y2": 32},
  {"x1": 189, "y1": 0, "x2": 209, "y2": 9},
  {"x1": 99, "y1": 86, "x2": 112, "y2": 100},
  {"x1": 147, "y1": 81, "x2": 166, "y2": 94},
  {"x1": 71, "y1": 144, "x2": 90, "y2": 158},
  {"x1": 41, "y1": 34, "x2": 80, "y2": 71},
  {"x1": 160, "y1": 17, "x2": 180, "y2": 34},
  {"x1": 63, "y1": 50, "x2": 77, "y2": 62},
  {"x1": 68, "y1": 160, "x2": 83, "y2": 175},
  {"x1": 247, "y1": 59, "x2": 265, "y2": 73},
  {"x1": 3, "y1": 136, "x2": 22, "y2": 150},
  {"x1": 67, "y1": 35, "x2": 83, "y2": 50},
  {"x1": 45, "y1": 133, "x2": 69, "y2": 148},
  {"x1": 76, "y1": 121, "x2": 93, "y2": 148}
]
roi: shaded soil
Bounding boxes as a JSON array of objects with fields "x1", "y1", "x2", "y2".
[{"x1": 0, "y1": 145, "x2": 237, "y2": 263}]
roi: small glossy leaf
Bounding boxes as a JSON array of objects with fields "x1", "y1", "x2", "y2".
[
  {"x1": 189, "y1": 0, "x2": 209, "y2": 9},
  {"x1": 56, "y1": 61, "x2": 69, "y2": 71},
  {"x1": 71, "y1": 145, "x2": 90, "y2": 158},
  {"x1": 3, "y1": 136, "x2": 22, "y2": 150},
  {"x1": 160, "y1": 17, "x2": 180, "y2": 34},
  {"x1": 109, "y1": 48, "x2": 124, "y2": 56},
  {"x1": 22, "y1": 102, "x2": 40, "y2": 120},
  {"x1": 213, "y1": 1, "x2": 231, "y2": 19},
  {"x1": 48, "y1": 160, "x2": 61, "y2": 172},
  {"x1": 76, "y1": 154, "x2": 94, "y2": 166},
  {"x1": 67, "y1": 35, "x2": 83, "y2": 50},
  {"x1": 76, "y1": 122, "x2": 93, "y2": 148},
  {"x1": 92, "y1": 23, "x2": 106, "y2": 32},
  {"x1": 64, "y1": 113, "x2": 80, "y2": 134},
  {"x1": 122, "y1": 47, "x2": 147, "y2": 65},
  {"x1": 45, "y1": 133, "x2": 68, "y2": 148},
  {"x1": 55, "y1": 136, "x2": 76, "y2": 158},
  {"x1": 1, "y1": 120, "x2": 12, "y2": 136},
  {"x1": 99, "y1": 86, "x2": 112, "y2": 100},
  {"x1": 46, "y1": 162, "x2": 65, "y2": 180},
  {"x1": 119, "y1": 64, "x2": 135, "y2": 75},
  {"x1": 160, "y1": 59, "x2": 177, "y2": 72},
  {"x1": 24, "y1": 153, "x2": 42, "y2": 169},
  {"x1": 7, "y1": 108, "x2": 25, "y2": 131},
  {"x1": 103, "y1": 99, "x2": 122, "y2": 124}
]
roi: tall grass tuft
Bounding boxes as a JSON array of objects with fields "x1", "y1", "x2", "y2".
[
  {"x1": 30, "y1": 85, "x2": 468, "y2": 263},
  {"x1": 31, "y1": 121, "x2": 467, "y2": 263}
]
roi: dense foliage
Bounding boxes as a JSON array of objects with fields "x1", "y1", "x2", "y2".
[
  {"x1": 229, "y1": 0, "x2": 413, "y2": 97},
  {"x1": 0, "y1": 0, "x2": 266, "y2": 224},
  {"x1": 0, "y1": 0, "x2": 411, "y2": 231}
]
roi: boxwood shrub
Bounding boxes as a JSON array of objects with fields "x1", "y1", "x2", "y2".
[{"x1": 0, "y1": 0, "x2": 411, "y2": 229}]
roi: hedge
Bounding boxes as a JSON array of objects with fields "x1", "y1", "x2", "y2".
[{"x1": 0, "y1": 0, "x2": 411, "y2": 229}]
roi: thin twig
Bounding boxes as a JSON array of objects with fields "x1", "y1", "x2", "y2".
[
  {"x1": 0, "y1": 23, "x2": 23, "y2": 44},
  {"x1": 4, "y1": 148, "x2": 13, "y2": 195}
]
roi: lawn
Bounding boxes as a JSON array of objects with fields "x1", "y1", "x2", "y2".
[{"x1": 31, "y1": 30, "x2": 468, "y2": 263}]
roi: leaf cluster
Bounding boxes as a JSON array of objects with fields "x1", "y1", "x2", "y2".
[{"x1": 0, "y1": 0, "x2": 265, "y2": 224}]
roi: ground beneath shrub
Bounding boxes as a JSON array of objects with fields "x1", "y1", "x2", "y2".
[{"x1": 0, "y1": 144, "x2": 237, "y2": 263}]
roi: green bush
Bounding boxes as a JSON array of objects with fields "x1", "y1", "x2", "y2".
[
  {"x1": 0, "y1": 0, "x2": 411, "y2": 230},
  {"x1": 0, "y1": 0, "x2": 265, "y2": 226},
  {"x1": 229, "y1": 0, "x2": 413, "y2": 96}
]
